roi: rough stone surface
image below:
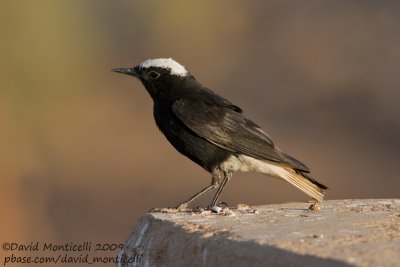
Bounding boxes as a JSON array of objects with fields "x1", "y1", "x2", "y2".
[{"x1": 118, "y1": 199, "x2": 400, "y2": 267}]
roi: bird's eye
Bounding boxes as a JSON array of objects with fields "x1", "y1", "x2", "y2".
[{"x1": 148, "y1": 71, "x2": 160, "y2": 79}]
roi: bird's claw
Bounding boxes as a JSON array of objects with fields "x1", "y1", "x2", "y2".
[
  {"x1": 176, "y1": 203, "x2": 191, "y2": 212},
  {"x1": 209, "y1": 205, "x2": 223, "y2": 213}
]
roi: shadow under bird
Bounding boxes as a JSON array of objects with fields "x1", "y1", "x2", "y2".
[{"x1": 112, "y1": 58, "x2": 328, "y2": 211}]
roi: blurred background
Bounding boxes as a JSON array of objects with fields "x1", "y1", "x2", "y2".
[{"x1": 1, "y1": 1, "x2": 399, "y2": 266}]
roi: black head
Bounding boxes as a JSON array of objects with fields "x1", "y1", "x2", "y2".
[{"x1": 112, "y1": 58, "x2": 197, "y2": 100}]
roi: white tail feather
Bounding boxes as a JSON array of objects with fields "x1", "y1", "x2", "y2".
[
  {"x1": 221, "y1": 155, "x2": 326, "y2": 202},
  {"x1": 280, "y1": 167, "x2": 325, "y2": 202}
]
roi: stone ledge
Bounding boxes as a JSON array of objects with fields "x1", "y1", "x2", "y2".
[{"x1": 118, "y1": 199, "x2": 400, "y2": 267}]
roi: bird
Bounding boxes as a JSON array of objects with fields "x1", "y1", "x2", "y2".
[{"x1": 112, "y1": 58, "x2": 328, "y2": 211}]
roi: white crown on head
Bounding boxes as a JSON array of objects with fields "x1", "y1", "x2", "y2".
[{"x1": 140, "y1": 58, "x2": 188, "y2": 77}]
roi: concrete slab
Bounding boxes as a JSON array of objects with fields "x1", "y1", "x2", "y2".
[{"x1": 118, "y1": 199, "x2": 400, "y2": 267}]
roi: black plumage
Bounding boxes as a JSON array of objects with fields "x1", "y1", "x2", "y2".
[{"x1": 112, "y1": 58, "x2": 327, "y2": 210}]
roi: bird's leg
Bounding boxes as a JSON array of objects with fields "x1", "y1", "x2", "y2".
[
  {"x1": 209, "y1": 171, "x2": 233, "y2": 208},
  {"x1": 176, "y1": 168, "x2": 223, "y2": 211},
  {"x1": 176, "y1": 184, "x2": 216, "y2": 210}
]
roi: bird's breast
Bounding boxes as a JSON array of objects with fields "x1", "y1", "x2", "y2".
[{"x1": 152, "y1": 103, "x2": 232, "y2": 172}]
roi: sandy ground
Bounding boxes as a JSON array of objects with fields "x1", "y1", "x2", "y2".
[{"x1": 119, "y1": 199, "x2": 400, "y2": 267}]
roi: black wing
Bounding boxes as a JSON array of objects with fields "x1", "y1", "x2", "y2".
[{"x1": 172, "y1": 97, "x2": 309, "y2": 172}]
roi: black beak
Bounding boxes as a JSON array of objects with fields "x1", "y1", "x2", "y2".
[{"x1": 111, "y1": 67, "x2": 139, "y2": 77}]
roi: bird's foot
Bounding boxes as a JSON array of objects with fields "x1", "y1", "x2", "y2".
[
  {"x1": 209, "y1": 205, "x2": 223, "y2": 213},
  {"x1": 208, "y1": 201, "x2": 232, "y2": 214},
  {"x1": 176, "y1": 203, "x2": 191, "y2": 212}
]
